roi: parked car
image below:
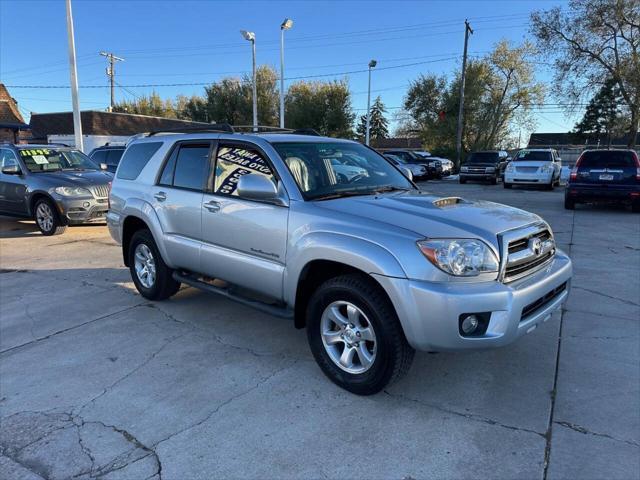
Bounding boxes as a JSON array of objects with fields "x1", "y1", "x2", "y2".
[
  {"x1": 0, "y1": 143, "x2": 113, "y2": 235},
  {"x1": 384, "y1": 149, "x2": 442, "y2": 179},
  {"x1": 414, "y1": 151, "x2": 453, "y2": 177},
  {"x1": 88, "y1": 144, "x2": 126, "y2": 174},
  {"x1": 459, "y1": 151, "x2": 509, "y2": 184},
  {"x1": 385, "y1": 154, "x2": 427, "y2": 179},
  {"x1": 330, "y1": 156, "x2": 369, "y2": 182},
  {"x1": 504, "y1": 149, "x2": 562, "y2": 190},
  {"x1": 108, "y1": 128, "x2": 572, "y2": 395},
  {"x1": 564, "y1": 149, "x2": 640, "y2": 212}
]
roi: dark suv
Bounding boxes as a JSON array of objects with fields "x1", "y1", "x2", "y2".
[
  {"x1": 383, "y1": 149, "x2": 442, "y2": 179},
  {"x1": 0, "y1": 144, "x2": 113, "y2": 235},
  {"x1": 88, "y1": 144, "x2": 126, "y2": 173},
  {"x1": 565, "y1": 149, "x2": 640, "y2": 212},
  {"x1": 459, "y1": 151, "x2": 509, "y2": 184}
]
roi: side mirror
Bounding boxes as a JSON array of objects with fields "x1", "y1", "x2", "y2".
[
  {"x1": 100, "y1": 163, "x2": 108, "y2": 171},
  {"x1": 400, "y1": 166, "x2": 413, "y2": 181},
  {"x1": 1, "y1": 165, "x2": 21, "y2": 175},
  {"x1": 237, "y1": 174, "x2": 284, "y2": 204}
]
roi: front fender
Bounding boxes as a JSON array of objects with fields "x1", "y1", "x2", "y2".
[{"x1": 283, "y1": 231, "x2": 407, "y2": 306}]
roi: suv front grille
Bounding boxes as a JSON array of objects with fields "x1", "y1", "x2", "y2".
[
  {"x1": 502, "y1": 226, "x2": 555, "y2": 283},
  {"x1": 466, "y1": 166, "x2": 488, "y2": 174},
  {"x1": 91, "y1": 184, "x2": 110, "y2": 199}
]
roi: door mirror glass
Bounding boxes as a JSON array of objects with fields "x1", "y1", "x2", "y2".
[
  {"x1": 237, "y1": 174, "x2": 279, "y2": 202},
  {"x1": 399, "y1": 166, "x2": 413, "y2": 181},
  {"x1": 1, "y1": 164, "x2": 21, "y2": 175}
]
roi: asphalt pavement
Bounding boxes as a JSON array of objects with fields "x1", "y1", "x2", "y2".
[{"x1": 1, "y1": 179, "x2": 638, "y2": 480}]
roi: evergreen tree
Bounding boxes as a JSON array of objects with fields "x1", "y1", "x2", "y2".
[
  {"x1": 356, "y1": 96, "x2": 389, "y2": 140},
  {"x1": 574, "y1": 78, "x2": 625, "y2": 146}
]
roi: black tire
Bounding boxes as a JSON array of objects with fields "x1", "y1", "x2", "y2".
[
  {"x1": 545, "y1": 181, "x2": 554, "y2": 191},
  {"x1": 490, "y1": 176, "x2": 498, "y2": 185},
  {"x1": 631, "y1": 201, "x2": 640, "y2": 213},
  {"x1": 459, "y1": 178, "x2": 467, "y2": 184},
  {"x1": 306, "y1": 274, "x2": 414, "y2": 395},
  {"x1": 503, "y1": 182, "x2": 512, "y2": 189},
  {"x1": 33, "y1": 197, "x2": 67, "y2": 236},
  {"x1": 564, "y1": 196, "x2": 576, "y2": 210},
  {"x1": 128, "y1": 229, "x2": 181, "y2": 301}
]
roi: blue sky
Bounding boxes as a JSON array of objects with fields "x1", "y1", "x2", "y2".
[{"x1": 0, "y1": 0, "x2": 577, "y2": 139}]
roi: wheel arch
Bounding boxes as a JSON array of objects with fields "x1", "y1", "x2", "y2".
[{"x1": 29, "y1": 191, "x2": 65, "y2": 223}]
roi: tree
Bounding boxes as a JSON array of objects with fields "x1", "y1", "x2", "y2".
[
  {"x1": 574, "y1": 78, "x2": 627, "y2": 146},
  {"x1": 175, "y1": 95, "x2": 208, "y2": 122},
  {"x1": 400, "y1": 40, "x2": 543, "y2": 154},
  {"x1": 531, "y1": 0, "x2": 640, "y2": 147},
  {"x1": 285, "y1": 80, "x2": 355, "y2": 137},
  {"x1": 113, "y1": 91, "x2": 176, "y2": 118},
  {"x1": 356, "y1": 96, "x2": 389, "y2": 140},
  {"x1": 204, "y1": 65, "x2": 279, "y2": 126}
]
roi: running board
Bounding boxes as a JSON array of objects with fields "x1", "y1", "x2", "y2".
[{"x1": 172, "y1": 272, "x2": 294, "y2": 319}]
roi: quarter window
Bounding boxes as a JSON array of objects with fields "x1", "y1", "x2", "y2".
[
  {"x1": 117, "y1": 142, "x2": 162, "y2": 180},
  {"x1": 214, "y1": 145, "x2": 275, "y2": 197}
]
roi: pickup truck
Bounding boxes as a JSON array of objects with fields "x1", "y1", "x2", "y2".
[{"x1": 107, "y1": 127, "x2": 572, "y2": 395}]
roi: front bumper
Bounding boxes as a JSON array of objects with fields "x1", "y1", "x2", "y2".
[
  {"x1": 374, "y1": 250, "x2": 572, "y2": 351},
  {"x1": 505, "y1": 171, "x2": 552, "y2": 184},
  {"x1": 460, "y1": 173, "x2": 496, "y2": 181},
  {"x1": 54, "y1": 196, "x2": 109, "y2": 224}
]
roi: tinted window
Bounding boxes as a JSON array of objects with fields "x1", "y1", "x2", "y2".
[
  {"x1": 117, "y1": 142, "x2": 162, "y2": 180},
  {"x1": 90, "y1": 150, "x2": 107, "y2": 163},
  {"x1": 514, "y1": 150, "x2": 553, "y2": 162},
  {"x1": 173, "y1": 144, "x2": 210, "y2": 191},
  {"x1": 214, "y1": 145, "x2": 275, "y2": 197},
  {"x1": 158, "y1": 148, "x2": 178, "y2": 186},
  {"x1": 467, "y1": 152, "x2": 499, "y2": 163},
  {"x1": 106, "y1": 149, "x2": 124, "y2": 166},
  {"x1": 579, "y1": 151, "x2": 637, "y2": 169}
]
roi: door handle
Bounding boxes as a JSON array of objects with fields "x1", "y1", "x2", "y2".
[
  {"x1": 154, "y1": 191, "x2": 167, "y2": 202},
  {"x1": 203, "y1": 200, "x2": 220, "y2": 213}
]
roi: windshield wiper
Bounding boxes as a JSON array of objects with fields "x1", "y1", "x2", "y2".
[
  {"x1": 313, "y1": 190, "x2": 378, "y2": 201},
  {"x1": 372, "y1": 186, "x2": 412, "y2": 194}
]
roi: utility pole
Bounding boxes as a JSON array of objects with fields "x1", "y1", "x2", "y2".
[
  {"x1": 65, "y1": 0, "x2": 83, "y2": 151},
  {"x1": 365, "y1": 59, "x2": 377, "y2": 146},
  {"x1": 455, "y1": 20, "x2": 473, "y2": 169},
  {"x1": 280, "y1": 19, "x2": 293, "y2": 129},
  {"x1": 100, "y1": 51, "x2": 124, "y2": 111}
]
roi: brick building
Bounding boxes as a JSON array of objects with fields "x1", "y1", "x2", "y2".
[{"x1": 0, "y1": 84, "x2": 29, "y2": 143}]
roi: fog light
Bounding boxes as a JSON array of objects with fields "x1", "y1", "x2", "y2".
[
  {"x1": 461, "y1": 315, "x2": 479, "y2": 334},
  {"x1": 83, "y1": 201, "x2": 90, "y2": 208}
]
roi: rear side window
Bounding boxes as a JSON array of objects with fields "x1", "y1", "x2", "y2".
[
  {"x1": 90, "y1": 150, "x2": 107, "y2": 164},
  {"x1": 579, "y1": 151, "x2": 637, "y2": 169},
  {"x1": 106, "y1": 149, "x2": 124, "y2": 166},
  {"x1": 116, "y1": 142, "x2": 162, "y2": 180},
  {"x1": 159, "y1": 143, "x2": 210, "y2": 191}
]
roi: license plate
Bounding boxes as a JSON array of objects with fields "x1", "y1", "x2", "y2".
[{"x1": 599, "y1": 174, "x2": 614, "y2": 181}]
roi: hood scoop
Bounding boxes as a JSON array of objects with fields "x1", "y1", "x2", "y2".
[{"x1": 432, "y1": 197, "x2": 467, "y2": 208}]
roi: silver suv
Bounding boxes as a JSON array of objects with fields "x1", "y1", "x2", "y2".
[{"x1": 107, "y1": 127, "x2": 572, "y2": 395}]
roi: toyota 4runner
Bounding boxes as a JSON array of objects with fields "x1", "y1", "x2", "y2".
[{"x1": 107, "y1": 127, "x2": 572, "y2": 395}]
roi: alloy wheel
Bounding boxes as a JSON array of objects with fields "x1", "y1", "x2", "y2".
[{"x1": 134, "y1": 243, "x2": 156, "y2": 289}]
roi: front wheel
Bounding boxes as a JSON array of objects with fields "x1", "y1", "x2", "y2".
[
  {"x1": 564, "y1": 196, "x2": 576, "y2": 210},
  {"x1": 306, "y1": 274, "x2": 414, "y2": 395},
  {"x1": 503, "y1": 182, "x2": 512, "y2": 189},
  {"x1": 34, "y1": 198, "x2": 67, "y2": 236},
  {"x1": 128, "y1": 229, "x2": 181, "y2": 300},
  {"x1": 459, "y1": 178, "x2": 467, "y2": 184}
]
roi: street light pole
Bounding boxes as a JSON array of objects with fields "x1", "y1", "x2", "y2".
[
  {"x1": 241, "y1": 30, "x2": 257, "y2": 131},
  {"x1": 280, "y1": 18, "x2": 293, "y2": 129},
  {"x1": 65, "y1": 0, "x2": 83, "y2": 151},
  {"x1": 365, "y1": 59, "x2": 377, "y2": 146}
]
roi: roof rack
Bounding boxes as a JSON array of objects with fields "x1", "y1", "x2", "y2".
[{"x1": 147, "y1": 123, "x2": 234, "y2": 136}]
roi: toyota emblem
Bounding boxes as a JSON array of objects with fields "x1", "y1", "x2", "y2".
[{"x1": 529, "y1": 237, "x2": 542, "y2": 256}]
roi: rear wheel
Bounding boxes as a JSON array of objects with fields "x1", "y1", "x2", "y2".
[
  {"x1": 564, "y1": 196, "x2": 576, "y2": 210},
  {"x1": 34, "y1": 198, "x2": 67, "y2": 236},
  {"x1": 306, "y1": 274, "x2": 414, "y2": 395},
  {"x1": 128, "y1": 229, "x2": 181, "y2": 300}
]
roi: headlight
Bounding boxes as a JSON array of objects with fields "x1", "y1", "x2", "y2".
[
  {"x1": 485, "y1": 166, "x2": 496, "y2": 173},
  {"x1": 460, "y1": 166, "x2": 468, "y2": 172},
  {"x1": 540, "y1": 164, "x2": 553, "y2": 173},
  {"x1": 506, "y1": 163, "x2": 515, "y2": 172},
  {"x1": 417, "y1": 239, "x2": 499, "y2": 276},
  {"x1": 54, "y1": 186, "x2": 92, "y2": 197}
]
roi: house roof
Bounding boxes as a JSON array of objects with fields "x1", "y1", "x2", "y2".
[
  {"x1": 370, "y1": 137, "x2": 423, "y2": 149},
  {"x1": 528, "y1": 132, "x2": 639, "y2": 147},
  {"x1": 29, "y1": 110, "x2": 212, "y2": 139},
  {"x1": 0, "y1": 84, "x2": 28, "y2": 129}
]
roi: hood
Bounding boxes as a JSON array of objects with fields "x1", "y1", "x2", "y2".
[
  {"x1": 31, "y1": 169, "x2": 113, "y2": 188},
  {"x1": 316, "y1": 191, "x2": 542, "y2": 247}
]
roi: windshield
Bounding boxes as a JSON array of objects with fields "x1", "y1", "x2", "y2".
[
  {"x1": 514, "y1": 150, "x2": 553, "y2": 162},
  {"x1": 466, "y1": 152, "x2": 499, "y2": 163},
  {"x1": 272, "y1": 142, "x2": 414, "y2": 200},
  {"x1": 18, "y1": 148, "x2": 99, "y2": 172}
]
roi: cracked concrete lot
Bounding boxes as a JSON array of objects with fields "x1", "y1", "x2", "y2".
[{"x1": 1, "y1": 181, "x2": 638, "y2": 480}]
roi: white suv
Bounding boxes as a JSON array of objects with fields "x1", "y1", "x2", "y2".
[{"x1": 504, "y1": 148, "x2": 562, "y2": 190}]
